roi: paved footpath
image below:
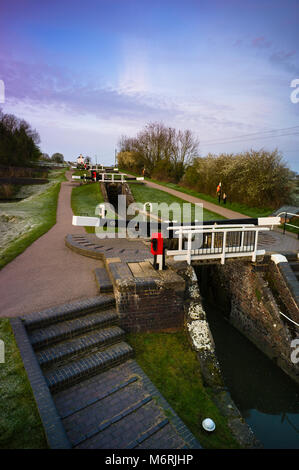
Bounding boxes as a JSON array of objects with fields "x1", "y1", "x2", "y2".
[{"x1": 0, "y1": 171, "x2": 103, "y2": 317}]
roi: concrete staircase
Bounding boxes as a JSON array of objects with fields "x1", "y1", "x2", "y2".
[{"x1": 20, "y1": 296, "x2": 199, "y2": 449}]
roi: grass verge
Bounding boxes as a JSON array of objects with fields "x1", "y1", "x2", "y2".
[
  {"x1": 121, "y1": 169, "x2": 273, "y2": 218},
  {"x1": 127, "y1": 330, "x2": 240, "y2": 449},
  {"x1": 281, "y1": 216, "x2": 299, "y2": 235},
  {"x1": 0, "y1": 181, "x2": 62, "y2": 270},
  {"x1": 72, "y1": 169, "x2": 90, "y2": 177},
  {"x1": 129, "y1": 183, "x2": 225, "y2": 222},
  {"x1": 71, "y1": 182, "x2": 104, "y2": 233},
  {"x1": 0, "y1": 319, "x2": 47, "y2": 449}
]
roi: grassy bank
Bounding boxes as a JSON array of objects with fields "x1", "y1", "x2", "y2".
[
  {"x1": 129, "y1": 183, "x2": 225, "y2": 222},
  {"x1": 72, "y1": 169, "x2": 89, "y2": 177},
  {"x1": 127, "y1": 331, "x2": 240, "y2": 449},
  {"x1": 151, "y1": 180, "x2": 273, "y2": 218},
  {"x1": 71, "y1": 181, "x2": 104, "y2": 233},
  {"x1": 0, "y1": 169, "x2": 67, "y2": 270},
  {"x1": 121, "y1": 169, "x2": 273, "y2": 218},
  {"x1": 0, "y1": 319, "x2": 47, "y2": 449}
]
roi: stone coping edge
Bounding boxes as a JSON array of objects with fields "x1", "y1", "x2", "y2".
[
  {"x1": 10, "y1": 318, "x2": 71, "y2": 449},
  {"x1": 277, "y1": 263, "x2": 299, "y2": 308},
  {"x1": 271, "y1": 253, "x2": 299, "y2": 308}
]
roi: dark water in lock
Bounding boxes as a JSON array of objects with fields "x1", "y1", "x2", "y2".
[{"x1": 201, "y1": 297, "x2": 299, "y2": 449}]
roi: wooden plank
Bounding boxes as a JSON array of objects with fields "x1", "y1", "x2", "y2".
[
  {"x1": 128, "y1": 263, "x2": 144, "y2": 277},
  {"x1": 139, "y1": 261, "x2": 157, "y2": 277}
]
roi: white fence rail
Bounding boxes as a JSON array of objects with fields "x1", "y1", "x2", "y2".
[
  {"x1": 72, "y1": 173, "x2": 144, "y2": 183},
  {"x1": 166, "y1": 224, "x2": 270, "y2": 265}
]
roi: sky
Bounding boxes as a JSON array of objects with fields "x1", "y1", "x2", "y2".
[{"x1": 0, "y1": 0, "x2": 299, "y2": 171}]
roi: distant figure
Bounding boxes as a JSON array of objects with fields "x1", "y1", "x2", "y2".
[
  {"x1": 223, "y1": 192, "x2": 227, "y2": 204},
  {"x1": 216, "y1": 182, "x2": 221, "y2": 203},
  {"x1": 142, "y1": 167, "x2": 145, "y2": 177}
]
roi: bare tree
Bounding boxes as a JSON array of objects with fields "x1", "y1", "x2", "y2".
[{"x1": 117, "y1": 122, "x2": 199, "y2": 181}]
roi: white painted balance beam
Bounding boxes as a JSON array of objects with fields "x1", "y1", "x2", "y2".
[
  {"x1": 72, "y1": 216, "x2": 101, "y2": 227},
  {"x1": 257, "y1": 216, "x2": 281, "y2": 226}
]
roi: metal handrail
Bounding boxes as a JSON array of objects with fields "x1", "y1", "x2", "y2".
[{"x1": 277, "y1": 211, "x2": 299, "y2": 237}]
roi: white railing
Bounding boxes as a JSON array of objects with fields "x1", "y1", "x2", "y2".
[
  {"x1": 90, "y1": 167, "x2": 119, "y2": 172},
  {"x1": 166, "y1": 224, "x2": 270, "y2": 265},
  {"x1": 72, "y1": 174, "x2": 144, "y2": 183}
]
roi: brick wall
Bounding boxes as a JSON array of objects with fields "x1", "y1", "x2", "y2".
[
  {"x1": 121, "y1": 182, "x2": 135, "y2": 207},
  {"x1": 267, "y1": 262, "x2": 299, "y2": 325},
  {"x1": 114, "y1": 278, "x2": 185, "y2": 333},
  {"x1": 197, "y1": 261, "x2": 299, "y2": 385}
]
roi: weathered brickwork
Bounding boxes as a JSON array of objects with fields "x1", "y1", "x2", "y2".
[
  {"x1": 267, "y1": 261, "x2": 299, "y2": 324},
  {"x1": 121, "y1": 182, "x2": 135, "y2": 207},
  {"x1": 115, "y1": 281, "x2": 185, "y2": 333},
  {"x1": 100, "y1": 181, "x2": 109, "y2": 202},
  {"x1": 201, "y1": 261, "x2": 299, "y2": 384}
]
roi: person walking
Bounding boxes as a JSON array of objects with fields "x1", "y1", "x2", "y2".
[
  {"x1": 216, "y1": 182, "x2": 222, "y2": 203},
  {"x1": 223, "y1": 192, "x2": 227, "y2": 204}
]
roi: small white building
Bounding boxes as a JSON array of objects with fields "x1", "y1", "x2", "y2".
[{"x1": 77, "y1": 154, "x2": 84, "y2": 165}]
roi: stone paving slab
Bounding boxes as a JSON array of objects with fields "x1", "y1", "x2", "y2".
[
  {"x1": 257, "y1": 230, "x2": 299, "y2": 253},
  {"x1": 128, "y1": 261, "x2": 160, "y2": 278}
]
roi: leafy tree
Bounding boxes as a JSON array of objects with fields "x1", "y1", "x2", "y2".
[
  {"x1": 51, "y1": 152, "x2": 64, "y2": 163},
  {"x1": 182, "y1": 149, "x2": 295, "y2": 208},
  {"x1": 40, "y1": 153, "x2": 51, "y2": 161},
  {"x1": 0, "y1": 109, "x2": 41, "y2": 166}
]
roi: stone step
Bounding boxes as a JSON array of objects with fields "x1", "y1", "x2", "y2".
[
  {"x1": 72, "y1": 396, "x2": 152, "y2": 448},
  {"x1": 29, "y1": 309, "x2": 119, "y2": 350},
  {"x1": 285, "y1": 252, "x2": 299, "y2": 263},
  {"x1": 36, "y1": 326, "x2": 125, "y2": 368},
  {"x1": 126, "y1": 418, "x2": 170, "y2": 449},
  {"x1": 23, "y1": 295, "x2": 115, "y2": 332},
  {"x1": 45, "y1": 342, "x2": 134, "y2": 393},
  {"x1": 94, "y1": 267, "x2": 114, "y2": 293},
  {"x1": 289, "y1": 261, "x2": 299, "y2": 272}
]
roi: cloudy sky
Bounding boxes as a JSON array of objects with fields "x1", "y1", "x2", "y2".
[{"x1": 1, "y1": 0, "x2": 299, "y2": 170}]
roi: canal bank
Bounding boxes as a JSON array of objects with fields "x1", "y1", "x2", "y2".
[{"x1": 195, "y1": 264, "x2": 299, "y2": 449}]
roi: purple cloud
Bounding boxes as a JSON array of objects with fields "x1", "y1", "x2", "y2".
[
  {"x1": 0, "y1": 57, "x2": 176, "y2": 122},
  {"x1": 270, "y1": 49, "x2": 299, "y2": 75},
  {"x1": 252, "y1": 36, "x2": 272, "y2": 48}
]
